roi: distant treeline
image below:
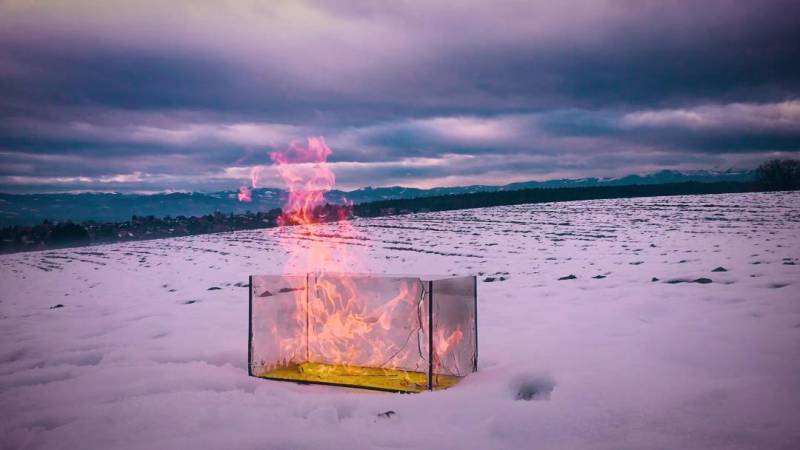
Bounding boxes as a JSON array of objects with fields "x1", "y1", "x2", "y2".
[
  {"x1": 0, "y1": 210, "x2": 282, "y2": 254},
  {"x1": 353, "y1": 181, "x2": 756, "y2": 217},
  {"x1": 1, "y1": 159, "x2": 798, "y2": 255},
  {"x1": 0, "y1": 181, "x2": 755, "y2": 254},
  {"x1": 354, "y1": 158, "x2": 799, "y2": 217}
]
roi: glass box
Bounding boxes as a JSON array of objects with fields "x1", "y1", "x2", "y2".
[{"x1": 249, "y1": 273, "x2": 477, "y2": 392}]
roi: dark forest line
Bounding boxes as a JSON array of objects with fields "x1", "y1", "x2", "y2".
[
  {"x1": 352, "y1": 181, "x2": 757, "y2": 217},
  {"x1": 0, "y1": 181, "x2": 763, "y2": 255}
]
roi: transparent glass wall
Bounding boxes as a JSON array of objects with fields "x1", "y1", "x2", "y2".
[
  {"x1": 249, "y1": 273, "x2": 477, "y2": 392},
  {"x1": 250, "y1": 274, "x2": 308, "y2": 374},
  {"x1": 430, "y1": 276, "x2": 477, "y2": 389}
]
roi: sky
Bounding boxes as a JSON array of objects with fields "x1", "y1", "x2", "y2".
[{"x1": 1, "y1": 0, "x2": 799, "y2": 193}]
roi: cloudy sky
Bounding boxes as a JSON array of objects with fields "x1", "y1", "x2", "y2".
[{"x1": 1, "y1": 0, "x2": 799, "y2": 193}]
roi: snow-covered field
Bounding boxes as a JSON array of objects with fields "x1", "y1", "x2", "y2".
[{"x1": 2, "y1": 192, "x2": 799, "y2": 450}]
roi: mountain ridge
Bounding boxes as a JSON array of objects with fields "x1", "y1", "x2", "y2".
[{"x1": 0, "y1": 169, "x2": 755, "y2": 226}]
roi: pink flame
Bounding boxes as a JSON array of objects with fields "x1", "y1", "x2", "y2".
[
  {"x1": 269, "y1": 137, "x2": 339, "y2": 226},
  {"x1": 238, "y1": 186, "x2": 252, "y2": 202}
]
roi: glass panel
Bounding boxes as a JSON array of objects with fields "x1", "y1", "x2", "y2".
[
  {"x1": 250, "y1": 273, "x2": 433, "y2": 392},
  {"x1": 250, "y1": 274, "x2": 308, "y2": 377},
  {"x1": 430, "y1": 276, "x2": 477, "y2": 389}
]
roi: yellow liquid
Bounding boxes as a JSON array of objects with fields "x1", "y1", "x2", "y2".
[{"x1": 257, "y1": 362, "x2": 461, "y2": 393}]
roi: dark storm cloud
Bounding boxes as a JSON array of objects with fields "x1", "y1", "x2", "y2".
[
  {"x1": 5, "y1": 1, "x2": 800, "y2": 117},
  {"x1": 0, "y1": 0, "x2": 798, "y2": 192}
]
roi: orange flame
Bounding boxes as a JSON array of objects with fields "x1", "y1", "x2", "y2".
[
  {"x1": 260, "y1": 137, "x2": 464, "y2": 386},
  {"x1": 434, "y1": 324, "x2": 464, "y2": 375},
  {"x1": 267, "y1": 137, "x2": 426, "y2": 374}
]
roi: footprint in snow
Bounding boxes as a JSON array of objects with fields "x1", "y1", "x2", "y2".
[
  {"x1": 483, "y1": 276, "x2": 506, "y2": 282},
  {"x1": 512, "y1": 374, "x2": 556, "y2": 401},
  {"x1": 665, "y1": 278, "x2": 712, "y2": 284}
]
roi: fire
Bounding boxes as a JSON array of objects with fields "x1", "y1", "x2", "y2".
[
  {"x1": 267, "y1": 137, "x2": 356, "y2": 272},
  {"x1": 237, "y1": 186, "x2": 252, "y2": 202},
  {"x1": 434, "y1": 324, "x2": 464, "y2": 375},
  {"x1": 269, "y1": 137, "x2": 341, "y2": 228},
  {"x1": 248, "y1": 136, "x2": 467, "y2": 389},
  {"x1": 237, "y1": 165, "x2": 265, "y2": 203},
  {"x1": 267, "y1": 137, "x2": 420, "y2": 370}
]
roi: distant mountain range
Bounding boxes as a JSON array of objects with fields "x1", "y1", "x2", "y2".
[{"x1": 0, "y1": 169, "x2": 755, "y2": 226}]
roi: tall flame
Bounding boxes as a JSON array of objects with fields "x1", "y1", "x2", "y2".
[
  {"x1": 268, "y1": 137, "x2": 356, "y2": 273},
  {"x1": 263, "y1": 137, "x2": 427, "y2": 375},
  {"x1": 270, "y1": 137, "x2": 335, "y2": 227},
  {"x1": 249, "y1": 137, "x2": 464, "y2": 386}
]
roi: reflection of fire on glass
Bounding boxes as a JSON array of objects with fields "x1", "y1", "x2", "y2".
[{"x1": 249, "y1": 273, "x2": 477, "y2": 392}]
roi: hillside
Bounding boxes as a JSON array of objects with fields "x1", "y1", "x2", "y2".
[{"x1": 0, "y1": 169, "x2": 754, "y2": 226}]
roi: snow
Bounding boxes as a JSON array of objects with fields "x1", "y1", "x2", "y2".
[{"x1": 1, "y1": 191, "x2": 799, "y2": 450}]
